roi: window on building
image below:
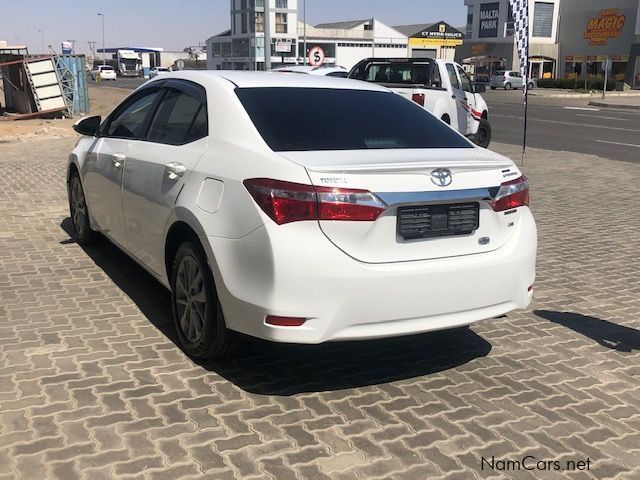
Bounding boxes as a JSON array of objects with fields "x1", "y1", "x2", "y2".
[
  {"x1": 275, "y1": 12, "x2": 287, "y2": 33},
  {"x1": 532, "y1": 2, "x2": 554, "y2": 38},
  {"x1": 255, "y1": 12, "x2": 264, "y2": 33},
  {"x1": 275, "y1": 0, "x2": 287, "y2": 8},
  {"x1": 241, "y1": 13, "x2": 248, "y2": 33}
]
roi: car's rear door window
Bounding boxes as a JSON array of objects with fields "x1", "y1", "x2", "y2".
[
  {"x1": 236, "y1": 87, "x2": 472, "y2": 151},
  {"x1": 147, "y1": 88, "x2": 207, "y2": 145}
]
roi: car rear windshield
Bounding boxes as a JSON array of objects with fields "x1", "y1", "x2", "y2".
[
  {"x1": 235, "y1": 88, "x2": 472, "y2": 152},
  {"x1": 494, "y1": 71, "x2": 505, "y2": 76}
]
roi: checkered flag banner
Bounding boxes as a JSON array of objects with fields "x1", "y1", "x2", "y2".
[{"x1": 510, "y1": 0, "x2": 529, "y2": 97}]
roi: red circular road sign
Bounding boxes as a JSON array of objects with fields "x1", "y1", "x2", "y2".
[{"x1": 308, "y1": 46, "x2": 325, "y2": 67}]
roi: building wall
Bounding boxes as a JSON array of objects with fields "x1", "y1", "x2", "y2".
[{"x1": 558, "y1": 0, "x2": 639, "y2": 83}]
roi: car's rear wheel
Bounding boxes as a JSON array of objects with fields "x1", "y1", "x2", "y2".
[
  {"x1": 69, "y1": 174, "x2": 97, "y2": 245},
  {"x1": 171, "y1": 241, "x2": 232, "y2": 360},
  {"x1": 528, "y1": 82, "x2": 534, "y2": 90},
  {"x1": 505, "y1": 82, "x2": 512, "y2": 90},
  {"x1": 474, "y1": 118, "x2": 492, "y2": 149}
]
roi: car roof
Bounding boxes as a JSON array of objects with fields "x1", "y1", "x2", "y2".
[{"x1": 150, "y1": 70, "x2": 388, "y2": 92}]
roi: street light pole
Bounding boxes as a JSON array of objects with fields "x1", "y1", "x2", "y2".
[
  {"x1": 264, "y1": 0, "x2": 272, "y2": 70},
  {"x1": 98, "y1": 13, "x2": 105, "y2": 65},
  {"x1": 303, "y1": 0, "x2": 307, "y2": 65},
  {"x1": 37, "y1": 29, "x2": 44, "y2": 54}
]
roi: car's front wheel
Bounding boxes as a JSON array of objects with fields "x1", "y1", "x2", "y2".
[
  {"x1": 69, "y1": 174, "x2": 97, "y2": 244},
  {"x1": 171, "y1": 241, "x2": 232, "y2": 360},
  {"x1": 505, "y1": 82, "x2": 512, "y2": 90}
]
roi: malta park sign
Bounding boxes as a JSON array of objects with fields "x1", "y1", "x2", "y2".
[{"x1": 584, "y1": 9, "x2": 627, "y2": 46}]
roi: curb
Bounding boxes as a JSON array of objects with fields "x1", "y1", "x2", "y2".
[
  {"x1": 588, "y1": 101, "x2": 640, "y2": 110},
  {"x1": 529, "y1": 91, "x2": 640, "y2": 99}
]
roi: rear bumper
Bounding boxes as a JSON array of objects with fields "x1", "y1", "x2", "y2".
[{"x1": 207, "y1": 209, "x2": 537, "y2": 344}]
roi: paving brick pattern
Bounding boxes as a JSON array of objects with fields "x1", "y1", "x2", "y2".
[{"x1": 0, "y1": 138, "x2": 638, "y2": 479}]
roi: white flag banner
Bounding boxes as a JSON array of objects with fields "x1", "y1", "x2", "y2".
[
  {"x1": 510, "y1": 0, "x2": 530, "y2": 97},
  {"x1": 510, "y1": 0, "x2": 530, "y2": 160}
]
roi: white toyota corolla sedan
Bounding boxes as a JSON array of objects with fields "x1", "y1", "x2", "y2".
[{"x1": 68, "y1": 71, "x2": 536, "y2": 359}]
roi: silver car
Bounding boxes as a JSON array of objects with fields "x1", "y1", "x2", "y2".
[{"x1": 490, "y1": 70, "x2": 535, "y2": 90}]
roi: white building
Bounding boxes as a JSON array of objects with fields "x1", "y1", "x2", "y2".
[{"x1": 206, "y1": 1, "x2": 408, "y2": 71}]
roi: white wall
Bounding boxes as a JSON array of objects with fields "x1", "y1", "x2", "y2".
[{"x1": 336, "y1": 44, "x2": 409, "y2": 71}]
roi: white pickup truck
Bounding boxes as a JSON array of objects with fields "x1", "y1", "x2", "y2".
[{"x1": 349, "y1": 58, "x2": 491, "y2": 148}]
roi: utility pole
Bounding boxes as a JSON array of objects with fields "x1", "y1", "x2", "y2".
[
  {"x1": 264, "y1": 0, "x2": 272, "y2": 70},
  {"x1": 37, "y1": 29, "x2": 44, "y2": 54},
  {"x1": 602, "y1": 58, "x2": 610, "y2": 99},
  {"x1": 88, "y1": 41, "x2": 97, "y2": 61},
  {"x1": 98, "y1": 13, "x2": 106, "y2": 65},
  {"x1": 303, "y1": 0, "x2": 307, "y2": 65}
]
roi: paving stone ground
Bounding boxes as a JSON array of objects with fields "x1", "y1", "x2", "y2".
[{"x1": 0, "y1": 137, "x2": 638, "y2": 480}]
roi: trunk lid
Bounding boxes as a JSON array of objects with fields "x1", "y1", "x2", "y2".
[{"x1": 281, "y1": 148, "x2": 523, "y2": 264}]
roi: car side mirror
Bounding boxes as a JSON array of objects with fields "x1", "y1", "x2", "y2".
[
  {"x1": 73, "y1": 116, "x2": 101, "y2": 136},
  {"x1": 474, "y1": 83, "x2": 486, "y2": 94}
]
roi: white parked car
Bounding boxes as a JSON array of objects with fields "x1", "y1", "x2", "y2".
[
  {"x1": 490, "y1": 70, "x2": 535, "y2": 90},
  {"x1": 90, "y1": 65, "x2": 117, "y2": 81},
  {"x1": 272, "y1": 65, "x2": 349, "y2": 77},
  {"x1": 150, "y1": 66, "x2": 171, "y2": 78},
  {"x1": 68, "y1": 71, "x2": 537, "y2": 359}
]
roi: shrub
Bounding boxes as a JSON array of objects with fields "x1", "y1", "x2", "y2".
[{"x1": 536, "y1": 78, "x2": 615, "y2": 91}]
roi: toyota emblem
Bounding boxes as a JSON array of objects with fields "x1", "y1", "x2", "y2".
[{"x1": 431, "y1": 168, "x2": 453, "y2": 187}]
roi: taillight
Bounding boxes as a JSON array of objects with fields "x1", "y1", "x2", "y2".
[
  {"x1": 412, "y1": 93, "x2": 425, "y2": 106},
  {"x1": 316, "y1": 187, "x2": 386, "y2": 221},
  {"x1": 244, "y1": 178, "x2": 387, "y2": 225},
  {"x1": 243, "y1": 179, "x2": 316, "y2": 225},
  {"x1": 491, "y1": 176, "x2": 529, "y2": 212}
]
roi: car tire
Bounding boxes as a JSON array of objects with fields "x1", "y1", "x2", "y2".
[
  {"x1": 68, "y1": 173, "x2": 98, "y2": 245},
  {"x1": 473, "y1": 118, "x2": 492, "y2": 149},
  {"x1": 528, "y1": 82, "x2": 534, "y2": 90},
  {"x1": 490, "y1": 86, "x2": 496, "y2": 90},
  {"x1": 170, "y1": 241, "x2": 233, "y2": 360},
  {"x1": 504, "y1": 83, "x2": 512, "y2": 90}
]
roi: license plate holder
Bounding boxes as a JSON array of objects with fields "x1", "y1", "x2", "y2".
[{"x1": 397, "y1": 203, "x2": 480, "y2": 240}]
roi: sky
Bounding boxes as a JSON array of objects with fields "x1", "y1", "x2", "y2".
[{"x1": 0, "y1": 0, "x2": 466, "y2": 54}]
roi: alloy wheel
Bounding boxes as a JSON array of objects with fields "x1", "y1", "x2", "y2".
[
  {"x1": 70, "y1": 179, "x2": 88, "y2": 236},
  {"x1": 175, "y1": 255, "x2": 208, "y2": 343}
]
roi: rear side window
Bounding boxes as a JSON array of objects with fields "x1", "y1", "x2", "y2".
[
  {"x1": 353, "y1": 62, "x2": 441, "y2": 88},
  {"x1": 106, "y1": 90, "x2": 160, "y2": 139},
  {"x1": 236, "y1": 88, "x2": 471, "y2": 152},
  {"x1": 147, "y1": 89, "x2": 207, "y2": 145}
]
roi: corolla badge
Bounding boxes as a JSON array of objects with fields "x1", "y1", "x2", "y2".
[{"x1": 430, "y1": 168, "x2": 453, "y2": 187}]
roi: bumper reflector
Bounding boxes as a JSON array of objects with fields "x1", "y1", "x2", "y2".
[{"x1": 266, "y1": 316, "x2": 307, "y2": 327}]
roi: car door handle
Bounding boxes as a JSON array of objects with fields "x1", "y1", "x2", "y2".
[
  {"x1": 112, "y1": 153, "x2": 126, "y2": 167},
  {"x1": 165, "y1": 162, "x2": 187, "y2": 180}
]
